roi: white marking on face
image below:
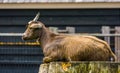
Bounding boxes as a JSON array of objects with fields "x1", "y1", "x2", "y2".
[{"x1": 23, "y1": 33, "x2": 26, "y2": 36}]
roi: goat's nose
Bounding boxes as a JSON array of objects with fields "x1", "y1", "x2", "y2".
[{"x1": 22, "y1": 33, "x2": 27, "y2": 40}]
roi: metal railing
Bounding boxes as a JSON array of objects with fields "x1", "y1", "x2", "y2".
[
  {"x1": 0, "y1": 32, "x2": 120, "y2": 61},
  {"x1": 0, "y1": 33, "x2": 120, "y2": 37},
  {"x1": 0, "y1": 33, "x2": 23, "y2": 36}
]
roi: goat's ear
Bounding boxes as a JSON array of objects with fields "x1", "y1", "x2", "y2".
[{"x1": 29, "y1": 24, "x2": 42, "y2": 29}]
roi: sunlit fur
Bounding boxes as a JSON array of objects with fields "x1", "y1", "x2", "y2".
[
  {"x1": 22, "y1": 21, "x2": 117, "y2": 63},
  {"x1": 22, "y1": 21, "x2": 43, "y2": 40}
]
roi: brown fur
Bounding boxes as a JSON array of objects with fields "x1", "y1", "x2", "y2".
[{"x1": 22, "y1": 21, "x2": 117, "y2": 63}]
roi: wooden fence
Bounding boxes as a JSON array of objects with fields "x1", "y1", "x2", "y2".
[
  {"x1": 0, "y1": 26, "x2": 120, "y2": 61},
  {"x1": 0, "y1": 26, "x2": 120, "y2": 73},
  {"x1": 49, "y1": 26, "x2": 120, "y2": 61},
  {"x1": 101, "y1": 26, "x2": 120, "y2": 61}
]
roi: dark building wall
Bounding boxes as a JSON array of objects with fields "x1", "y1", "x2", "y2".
[
  {"x1": 0, "y1": 9, "x2": 119, "y2": 33},
  {"x1": 0, "y1": 9, "x2": 119, "y2": 73}
]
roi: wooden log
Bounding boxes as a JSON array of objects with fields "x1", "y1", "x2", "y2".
[
  {"x1": 38, "y1": 63, "x2": 49, "y2": 73},
  {"x1": 38, "y1": 62, "x2": 120, "y2": 73},
  {"x1": 118, "y1": 63, "x2": 120, "y2": 73},
  {"x1": 109, "y1": 62, "x2": 119, "y2": 73}
]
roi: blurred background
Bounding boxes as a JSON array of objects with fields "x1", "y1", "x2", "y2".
[{"x1": 0, "y1": 0, "x2": 120, "y2": 73}]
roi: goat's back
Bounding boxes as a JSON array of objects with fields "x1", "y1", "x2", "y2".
[{"x1": 54, "y1": 35, "x2": 115, "y2": 61}]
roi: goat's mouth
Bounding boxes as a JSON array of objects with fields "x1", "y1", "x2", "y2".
[
  {"x1": 22, "y1": 36, "x2": 37, "y2": 41},
  {"x1": 22, "y1": 36, "x2": 29, "y2": 41}
]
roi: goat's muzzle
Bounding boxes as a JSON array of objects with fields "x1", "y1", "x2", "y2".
[{"x1": 22, "y1": 33, "x2": 28, "y2": 41}]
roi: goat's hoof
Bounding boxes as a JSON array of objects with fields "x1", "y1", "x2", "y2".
[{"x1": 43, "y1": 57, "x2": 52, "y2": 63}]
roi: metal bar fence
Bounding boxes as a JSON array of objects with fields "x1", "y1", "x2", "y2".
[
  {"x1": 0, "y1": 32, "x2": 120, "y2": 73},
  {"x1": 0, "y1": 33, "x2": 43, "y2": 73},
  {"x1": 1, "y1": 33, "x2": 120, "y2": 36}
]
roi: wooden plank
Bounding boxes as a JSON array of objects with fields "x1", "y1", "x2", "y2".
[
  {"x1": 101, "y1": 26, "x2": 110, "y2": 45},
  {"x1": 0, "y1": 3, "x2": 120, "y2": 9},
  {"x1": 115, "y1": 27, "x2": 120, "y2": 61},
  {"x1": 0, "y1": 9, "x2": 119, "y2": 16},
  {"x1": 0, "y1": 55, "x2": 43, "y2": 61},
  {"x1": 49, "y1": 27, "x2": 75, "y2": 33},
  {"x1": 66, "y1": 27, "x2": 75, "y2": 33},
  {"x1": 49, "y1": 27, "x2": 58, "y2": 33},
  {"x1": 0, "y1": 26, "x2": 101, "y2": 33},
  {"x1": 0, "y1": 45, "x2": 42, "y2": 55},
  {"x1": 0, "y1": 64, "x2": 40, "y2": 73},
  {"x1": 39, "y1": 16, "x2": 119, "y2": 25},
  {"x1": 0, "y1": 26, "x2": 25, "y2": 33},
  {"x1": 1, "y1": 0, "x2": 120, "y2": 3},
  {"x1": 0, "y1": 16, "x2": 119, "y2": 25}
]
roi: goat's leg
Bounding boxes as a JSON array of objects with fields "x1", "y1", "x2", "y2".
[
  {"x1": 43, "y1": 54, "x2": 58, "y2": 63},
  {"x1": 43, "y1": 51, "x2": 62, "y2": 63},
  {"x1": 43, "y1": 57, "x2": 52, "y2": 63}
]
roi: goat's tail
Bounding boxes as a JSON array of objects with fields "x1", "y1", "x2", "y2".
[
  {"x1": 110, "y1": 51, "x2": 117, "y2": 61},
  {"x1": 83, "y1": 35, "x2": 117, "y2": 61}
]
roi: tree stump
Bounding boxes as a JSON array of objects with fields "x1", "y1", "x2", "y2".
[
  {"x1": 38, "y1": 63, "x2": 49, "y2": 73},
  {"x1": 38, "y1": 62, "x2": 119, "y2": 73}
]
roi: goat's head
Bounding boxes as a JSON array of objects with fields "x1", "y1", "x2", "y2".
[{"x1": 22, "y1": 12, "x2": 43, "y2": 40}]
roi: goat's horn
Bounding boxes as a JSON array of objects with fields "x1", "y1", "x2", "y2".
[{"x1": 33, "y1": 12, "x2": 40, "y2": 21}]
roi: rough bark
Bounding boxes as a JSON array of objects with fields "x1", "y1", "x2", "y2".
[{"x1": 38, "y1": 62, "x2": 119, "y2": 73}]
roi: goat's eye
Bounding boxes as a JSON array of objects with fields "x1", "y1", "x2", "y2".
[
  {"x1": 29, "y1": 27, "x2": 39, "y2": 31},
  {"x1": 33, "y1": 28, "x2": 39, "y2": 30},
  {"x1": 29, "y1": 27, "x2": 34, "y2": 29}
]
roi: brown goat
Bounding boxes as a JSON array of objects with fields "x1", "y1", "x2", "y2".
[{"x1": 22, "y1": 13, "x2": 117, "y2": 63}]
